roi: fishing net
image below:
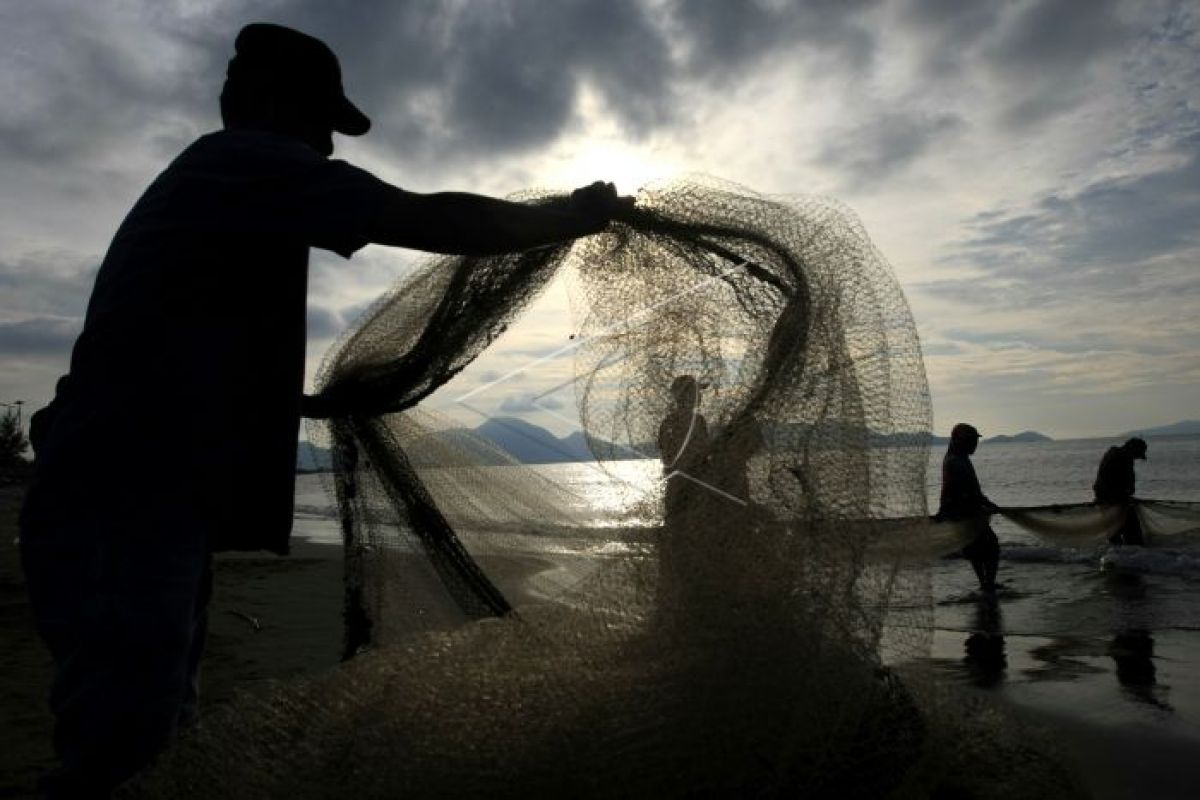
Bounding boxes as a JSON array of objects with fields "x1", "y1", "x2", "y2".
[
  {"x1": 122, "y1": 179, "x2": 1081, "y2": 797},
  {"x1": 896, "y1": 500, "x2": 1200, "y2": 556}
]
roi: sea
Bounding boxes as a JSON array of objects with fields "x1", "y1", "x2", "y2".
[{"x1": 293, "y1": 435, "x2": 1200, "y2": 753}]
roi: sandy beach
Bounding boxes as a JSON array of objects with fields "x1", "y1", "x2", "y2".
[
  {"x1": 0, "y1": 483, "x2": 571, "y2": 798},
  {"x1": 3, "y1": 480, "x2": 1199, "y2": 798}
]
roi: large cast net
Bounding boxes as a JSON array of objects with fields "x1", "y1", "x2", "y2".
[{"x1": 125, "y1": 180, "x2": 1083, "y2": 798}]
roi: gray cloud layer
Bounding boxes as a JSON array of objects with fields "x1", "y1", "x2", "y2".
[
  {"x1": 2, "y1": 0, "x2": 1198, "y2": 434},
  {"x1": 922, "y1": 130, "x2": 1200, "y2": 311}
]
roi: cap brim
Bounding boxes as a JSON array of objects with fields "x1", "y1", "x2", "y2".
[{"x1": 333, "y1": 96, "x2": 370, "y2": 136}]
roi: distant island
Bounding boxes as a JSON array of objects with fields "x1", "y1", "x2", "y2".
[
  {"x1": 927, "y1": 430, "x2": 1052, "y2": 445},
  {"x1": 1121, "y1": 419, "x2": 1200, "y2": 438},
  {"x1": 983, "y1": 431, "x2": 1052, "y2": 444}
]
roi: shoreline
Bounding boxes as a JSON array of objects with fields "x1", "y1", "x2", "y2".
[{"x1": 3, "y1": 483, "x2": 1199, "y2": 797}]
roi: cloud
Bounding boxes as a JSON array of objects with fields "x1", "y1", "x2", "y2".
[
  {"x1": 306, "y1": 305, "x2": 344, "y2": 340},
  {"x1": 922, "y1": 133, "x2": 1200, "y2": 310},
  {"x1": 982, "y1": 0, "x2": 1131, "y2": 78},
  {"x1": 0, "y1": 2, "x2": 225, "y2": 168},
  {"x1": 2, "y1": 1, "x2": 1198, "y2": 439},
  {"x1": 669, "y1": 0, "x2": 880, "y2": 76},
  {"x1": 0, "y1": 250, "x2": 98, "y2": 317},
  {"x1": 242, "y1": 0, "x2": 678, "y2": 165},
  {"x1": 820, "y1": 111, "x2": 964, "y2": 181},
  {"x1": 0, "y1": 317, "x2": 81, "y2": 356}
]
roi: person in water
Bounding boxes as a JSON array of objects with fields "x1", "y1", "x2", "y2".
[
  {"x1": 19, "y1": 23, "x2": 628, "y2": 798},
  {"x1": 1093, "y1": 436, "x2": 1148, "y2": 545},
  {"x1": 935, "y1": 423, "x2": 1000, "y2": 593}
]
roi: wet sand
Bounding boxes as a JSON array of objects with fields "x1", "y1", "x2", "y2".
[
  {"x1": 927, "y1": 609, "x2": 1200, "y2": 800},
  {"x1": 2, "y1": 481, "x2": 1198, "y2": 798}
]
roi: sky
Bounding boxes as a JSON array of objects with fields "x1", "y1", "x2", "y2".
[{"x1": 1, "y1": 0, "x2": 1197, "y2": 441}]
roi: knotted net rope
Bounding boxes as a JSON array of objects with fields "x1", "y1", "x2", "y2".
[{"x1": 124, "y1": 179, "x2": 1083, "y2": 798}]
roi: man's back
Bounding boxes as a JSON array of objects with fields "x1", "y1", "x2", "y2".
[
  {"x1": 1094, "y1": 445, "x2": 1135, "y2": 504},
  {"x1": 22, "y1": 129, "x2": 389, "y2": 552},
  {"x1": 937, "y1": 450, "x2": 987, "y2": 520}
]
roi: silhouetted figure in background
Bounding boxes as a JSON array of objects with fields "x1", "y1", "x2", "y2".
[
  {"x1": 936, "y1": 423, "x2": 1000, "y2": 592},
  {"x1": 658, "y1": 375, "x2": 712, "y2": 513},
  {"x1": 656, "y1": 376, "x2": 711, "y2": 613},
  {"x1": 1094, "y1": 436, "x2": 1147, "y2": 546},
  {"x1": 19, "y1": 23, "x2": 627, "y2": 798}
]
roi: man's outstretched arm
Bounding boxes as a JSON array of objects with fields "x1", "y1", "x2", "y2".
[{"x1": 367, "y1": 181, "x2": 629, "y2": 256}]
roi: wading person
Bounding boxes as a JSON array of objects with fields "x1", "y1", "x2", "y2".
[
  {"x1": 19, "y1": 23, "x2": 627, "y2": 798},
  {"x1": 935, "y1": 423, "x2": 1000, "y2": 593},
  {"x1": 1094, "y1": 436, "x2": 1148, "y2": 546},
  {"x1": 655, "y1": 375, "x2": 711, "y2": 613}
]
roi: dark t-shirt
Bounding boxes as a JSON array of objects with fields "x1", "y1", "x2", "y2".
[
  {"x1": 1093, "y1": 446, "x2": 1136, "y2": 504},
  {"x1": 936, "y1": 450, "x2": 991, "y2": 520},
  {"x1": 22, "y1": 130, "x2": 392, "y2": 553}
]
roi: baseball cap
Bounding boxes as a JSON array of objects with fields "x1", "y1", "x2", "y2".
[
  {"x1": 950, "y1": 422, "x2": 981, "y2": 441},
  {"x1": 1125, "y1": 436, "x2": 1148, "y2": 459},
  {"x1": 229, "y1": 23, "x2": 370, "y2": 136}
]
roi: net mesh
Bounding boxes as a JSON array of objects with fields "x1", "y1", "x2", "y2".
[{"x1": 121, "y1": 179, "x2": 1083, "y2": 797}]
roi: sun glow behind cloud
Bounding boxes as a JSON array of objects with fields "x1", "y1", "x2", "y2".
[{"x1": 2, "y1": 1, "x2": 1199, "y2": 441}]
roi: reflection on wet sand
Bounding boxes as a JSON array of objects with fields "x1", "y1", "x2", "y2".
[
  {"x1": 1108, "y1": 629, "x2": 1170, "y2": 710},
  {"x1": 962, "y1": 597, "x2": 1006, "y2": 687},
  {"x1": 1102, "y1": 570, "x2": 1172, "y2": 711}
]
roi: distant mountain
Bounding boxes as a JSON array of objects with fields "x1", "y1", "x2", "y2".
[
  {"x1": 985, "y1": 431, "x2": 1052, "y2": 444},
  {"x1": 297, "y1": 418, "x2": 624, "y2": 470},
  {"x1": 296, "y1": 419, "x2": 1065, "y2": 472},
  {"x1": 1121, "y1": 420, "x2": 1200, "y2": 438},
  {"x1": 472, "y1": 417, "x2": 616, "y2": 464}
]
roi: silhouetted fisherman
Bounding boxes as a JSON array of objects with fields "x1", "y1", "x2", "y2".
[
  {"x1": 657, "y1": 375, "x2": 712, "y2": 502},
  {"x1": 935, "y1": 423, "x2": 1000, "y2": 593},
  {"x1": 1094, "y1": 436, "x2": 1147, "y2": 546},
  {"x1": 19, "y1": 23, "x2": 627, "y2": 799}
]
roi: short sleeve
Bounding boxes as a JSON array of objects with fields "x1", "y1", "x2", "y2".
[
  {"x1": 162, "y1": 131, "x2": 396, "y2": 259},
  {"x1": 280, "y1": 158, "x2": 394, "y2": 258}
]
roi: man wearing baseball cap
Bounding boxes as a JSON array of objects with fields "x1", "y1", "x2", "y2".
[
  {"x1": 20, "y1": 23, "x2": 628, "y2": 797},
  {"x1": 1093, "y1": 437, "x2": 1149, "y2": 545},
  {"x1": 935, "y1": 423, "x2": 1001, "y2": 593}
]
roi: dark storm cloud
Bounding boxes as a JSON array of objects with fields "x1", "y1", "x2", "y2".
[
  {"x1": 899, "y1": 0, "x2": 1143, "y2": 128},
  {"x1": 979, "y1": 0, "x2": 1139, "y2": 128},
  {"x1": 249, "y1": 0, "x2": 676, "y2": 160},
  {"x1": 8, "y1": 0, "x2": 883, "y2": 168},
  {"x1": 668, "y1": 0, "x2": 880, "y2": 76},
  {"x1": 0, "y1": 3, "x2": 234, "y2": 167},
  {"x1": 983, "y1": 0, "x2": 1131, "y2": 77}
]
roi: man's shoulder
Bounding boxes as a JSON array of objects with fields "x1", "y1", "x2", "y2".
[
  {"x1": 1099, "y1": 446, "x2": 1125, "y2": 463},
  {"x1": 177, "y1": 129, "x2": 328, "y2": 168}
]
